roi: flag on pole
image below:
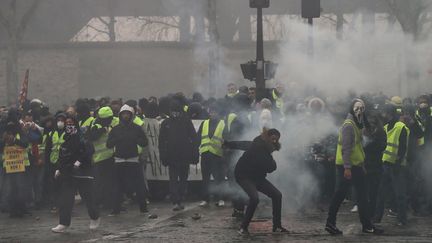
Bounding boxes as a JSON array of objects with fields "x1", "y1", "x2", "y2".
[{"x1": 18, "y1": 69, "x2": 29, "y2": 110}]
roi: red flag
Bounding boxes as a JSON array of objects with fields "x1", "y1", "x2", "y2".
[{"x1": 19, "y1": 69, "x2": 29, "y2": 109}]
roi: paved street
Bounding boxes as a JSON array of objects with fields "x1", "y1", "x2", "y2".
[{"x1": 1, "y1": 199, "x2": 432, "y2": 243}]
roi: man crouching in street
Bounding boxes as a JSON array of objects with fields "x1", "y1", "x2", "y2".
[{"x1": 225, "y1": 128, "x2": 288, "y2": 235}]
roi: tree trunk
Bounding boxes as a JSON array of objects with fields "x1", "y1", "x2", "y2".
[
  {"x1": 6, "y1": 36, "x2": 19, "y2": 105},
  {"x1": 107, "y1": 0, "x2": 116, "y2": 42},
  {"x1": 207, "y1": 0, "x2": 220, "y2": 98}
]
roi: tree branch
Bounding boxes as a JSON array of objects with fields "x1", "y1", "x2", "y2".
[
  {"x1": 97, "y1": 16, "x2": 109, "y2": 26},
  {"x1": 16, "y1": 0, "x2": 41, "y2": 40},
  {"x1": 86, "y1": 24, "x2": 110, "y2": 35}
]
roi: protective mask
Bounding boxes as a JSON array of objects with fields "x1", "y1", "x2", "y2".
[
  {"x1": 353, "y1": 101, "x2": 365, "y2": 122},
  {"x1": 65, "y1": 125, "x2": 78, "y2": 136},
  {"x1": 57, "y1": 121, "x2": 65, "y2": 129},
  {"x1": 419, "y1": 103, "x2": 428, "y2": 109}
]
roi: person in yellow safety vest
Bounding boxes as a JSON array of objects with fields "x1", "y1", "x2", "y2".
[
  {"x1": 270, "y1": 82, "x2": 285, "y2": 116},
  {"x1": 76, "y1": 100, "x2": 95, "y2": 134},
  {"x1": 415, "y1": 95, "x2": 432, "y2": 147},
  {"x1": 325, "y1": 98, "x2": 383, "y2": 235},
  {"x1": 88, "y1": 106, "x2": 119, "y2": 209},
  {"x1": 197, "y1": 103, "x2": 228, "y2": 208},
  {"x1": 375, "y1": 104, "x2": 410, "y2": 226},
  {"x1": 39, "y1": 116, "x2": 56, "y2": 208},
  {"x1": 1, "y1": 121, "x2": 30, "y2": 218},
  {"x1": 45, "y1": 112, "x2": 67, "y2": 212}
]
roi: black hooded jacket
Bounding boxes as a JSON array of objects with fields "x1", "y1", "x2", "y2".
[
  {"x1": 233, "y1": 136, "x2": 277, "y2": 181},
  {"x1": 58, "y1": 133, "x2": 93, "y2": 178}
]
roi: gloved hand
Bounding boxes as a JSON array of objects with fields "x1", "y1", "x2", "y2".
[
  {"x1": 74, "y1": 160, "x2": 81, "y2": 168},
  {"x1": 54, "y1": 170, "x2": 61, "y2": 179}
]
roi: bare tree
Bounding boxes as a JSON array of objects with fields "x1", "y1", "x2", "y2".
[
  {"x1": 207, "y1": 0, "x2": 220, "y2": 97},
  {"x1": 384, "y1": 0, "x2": 431, "y2": 40},
  {"x1": 0, "y1": 0, "x2": 41, "y2": 105}
]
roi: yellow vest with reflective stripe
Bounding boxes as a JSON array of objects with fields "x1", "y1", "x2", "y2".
[
  {"x1": 132, "y1": 116, "x2": 145, "y2": 154},
  {"x1": 227, "y1": 113, "x2": 237, "y2": 132},
  {"x1": 382, "y1": 121, "x2": 410, "y2": 166},
  {"x1": 199, "y1": 120, "x2": 225, "y2": 157},
  {"x1": 335, "y1": 119, "x2": 365, "y2": 166},
  {"x1": 38, "y1": 134, "x2": 47, "y2": 155},
  {"x1": 92, "y1": 117, "x2": 119, "y2": 163},
  {"x1": 49, "y1": 131, "x2": 65, "y2": 164},
  {"x1": 272, "y1": 89, "x2": 284, "y2": 113},
  {"x1": 79, "y1": 116, "x2": 95, "y2": 128}
]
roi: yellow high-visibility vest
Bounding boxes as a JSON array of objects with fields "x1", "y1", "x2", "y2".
[
  {"x1": 49, "y1": 131, "x2": 65, "y2": 164},
  {"x1": 382, "y1": 121, "x2": 410, "y2": 166},
  {"x1": 199, "y1": 120, "x2": 225, "y2": 157},
  {"x1": 335, "y1": 119, "x2": 365, "y2": 166},
  {"x1": 92, "y1": 117, "x2": 119, "y2": 163},
  {"x1": 227, "y1": 113, "x2": 237, "y2": 132}
]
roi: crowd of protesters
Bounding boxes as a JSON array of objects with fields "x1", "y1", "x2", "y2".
[{"x1": 1, "y1": 82, "x2": 432, "y2": 235}]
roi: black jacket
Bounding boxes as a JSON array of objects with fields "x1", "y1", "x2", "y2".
[
  {"x1": 159, "y1": 115, "x2": 199, "y2": 166},
  {"x1": 58, "y1": 135, "x2": 93, "y2": 178},
  {"x1": 364, "y1": 128, "x2": 386, "y2": 174},
  {"x1": 106, "y1": 121, "x2": 147, "y2": 159},
  {"x1": 232, "y1": 136, "x2": 277, "y2": 181}
]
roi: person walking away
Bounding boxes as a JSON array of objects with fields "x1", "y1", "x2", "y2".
[
  {"x1": 51, "y1": 116, "x2": 99, "y2": 233},
  {"x1": 107, "y1": 104, "x2": 148, "y2": 215},
  {"x1": 159, "y1": 101, "x2": 199, "y2": 211}
]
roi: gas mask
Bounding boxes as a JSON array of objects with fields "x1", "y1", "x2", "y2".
[
  {"x1": 353, "y1": 101, "x2": 365, "y2": 123},
  {"x1": 57, "y1": 121, "x2": 65, "y2": 130}
]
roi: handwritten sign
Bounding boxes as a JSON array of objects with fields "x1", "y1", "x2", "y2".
[{"x1": 4, "y1": 146, "x2": 26, "y2": 173}]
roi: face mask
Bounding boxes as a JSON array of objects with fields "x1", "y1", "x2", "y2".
[
  {"x1": 353, "y1": 101, "x2": 365, "y2": 122},
  {"x1": 419, "y1": 103, "x2": 428, "y2": 109},
  {"x1": 65, "y1": 125, "x2": 77, "y2": 136},
  {"x1": 57, "y1": 121, "x2": 64, "y2": 129}
]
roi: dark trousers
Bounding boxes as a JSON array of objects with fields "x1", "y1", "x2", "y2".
[
  {"x1": 44, "y1": 162, "x2": 61, "y2": 208},
  {"x1": 58, "y1": 177, "x2": 99, "y2": 226},
  {"x1": 236, "y1": 177, "x2": 282, "y2": 229},
  {"x1": 375, "y1": 164, "x2": 408, "y2": 224},
  {"x1": 112, "y1": 162, "x2": 147, "y2": 213},
  {"x1": 366, "y1": 172, "x2": 381, "y2": 219},
  {"x1": 94, "y1": 158, "x2": 115, "y2": 209},
  {"x1": 201, "y1": 153, "x2": 225, "y2": 202},
  {"x1": 168, "y1": 164, "x2": 189, "y2": 204},
  {"x1": 327, "y1": 166, "x2": 372, "y2": 228},
  {"x1": 5, "y1": 172, "x2": 28, "y2": 216},
  {"x1": 30, "y1": 163, "x2": 45, "y2": 205}
]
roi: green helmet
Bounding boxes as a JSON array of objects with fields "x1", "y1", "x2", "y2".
[{"x1": 98, "y1": 106, "x2": 113, "y2": 119}]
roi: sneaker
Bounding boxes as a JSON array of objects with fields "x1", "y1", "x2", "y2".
[
  {"x1": 362, "y1": 226, "x2": 384, "y2": 234},
  {"x1": 325, "y1": 222, "x2": 343, "y2": 235},
  {"x1": 89, "y1": 218, "x2": 100, "y2": 230},
  {"x1": 51, "y1": 224, "x2": 68, "y2": 233},
  {"x1": 108, "y1": 211, "x2": 120, "y2": 217},
  {"x1": 238, "y1": 227, "x2": 249, "y2": 236},
  {"x1": 272, "y1": 226, "x2": 289, "y2": 233},
  {"x1": 199, "y1": 201, "x2": 208, "y2": 207},
  {"x1": 396, "y1": 221, "x2": 406, "y2": 227},
  {"x1": 232, "y1": 209, "x2": 244, "y2": 218},
  {"x1": 216, "y1": 200, "x2": 225, "y2": 207},
  {"x1": 350, "y1": 205, "x2": 358, "y2": 213},
  {"x1": 387, "y1": 209, "x2": 397, "y2": 218},
  {"x1": 173, "y1": 204, "x2": 184, "y2": 211}
]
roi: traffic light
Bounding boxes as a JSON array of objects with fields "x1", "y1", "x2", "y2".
[
  {"x1": 301, "y1": 0, "x2": 321, "y2": 18},
  {"x1": 250, "y1": 0, "x2": 270, "y2": 8}
]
